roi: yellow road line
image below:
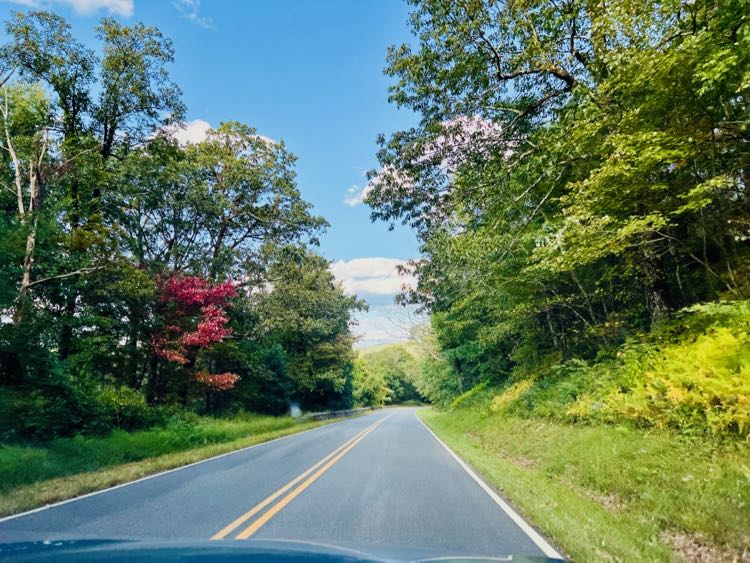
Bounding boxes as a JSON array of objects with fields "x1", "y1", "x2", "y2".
[
  {"x1": 235, "y1": 416, "x2": 388, "y2": 540},
  {"x1": 211, "y1": 417, "x2": 382, "y2": 540}
]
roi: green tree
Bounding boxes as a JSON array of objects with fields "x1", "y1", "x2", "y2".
[
  {"x1": 250, "y1": 246, "x2": 366, "y2": 411},
  {"x1": 0, "y1": 10, "x2": 369, "y2": 437},
  {"x1": 366, "y1": 0, "x2": 750, "y2": 403},
  {"x1": 352, "y1": 358, "x2": 389, "y2": 407},
  {"x1": 359, "y1": 343, "x2": 424, "y2": 404}
]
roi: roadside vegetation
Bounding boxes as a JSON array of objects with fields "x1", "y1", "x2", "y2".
[
  {"x1": 419, "y1": 406, "x2": 750, "y2": 562},
  {"x1": 362, "y1": 0, "x2": 750, "y2": 560},
  {"x1": 0, "y1": 413, "x2": 331, "y2": 517},
  {"x1": 0, "y1": 11, "x2": 367, "y2": 449},
  {"x1": 418, "y1": 300, "x2": 750, "y2": 560},
  {"x1": 367, "y1": 0, "x2": 749, "y2": 437}
]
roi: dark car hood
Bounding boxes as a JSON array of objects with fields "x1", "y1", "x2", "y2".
[{"x1": 0, "y1": 538, "x2": 564, "y2": 562}]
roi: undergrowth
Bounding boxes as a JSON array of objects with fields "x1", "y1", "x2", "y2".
[
  {"x1": 474, "y1": 301, "x2": 750, "y2": 439},
  {"x1": 0, "y1": 411, "x2": 301, "y2": 493}
]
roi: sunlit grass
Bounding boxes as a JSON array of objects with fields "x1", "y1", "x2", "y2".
[
  {"x1": 0, "y1": 413, "x2": 327, "y2": 517},
  {"x1": 419, "y1": 408, "x2": 750, "y2": 562}
]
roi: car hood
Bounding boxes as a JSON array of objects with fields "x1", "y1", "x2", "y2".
[{"x1": 0, "y1": 538, "x2": 564, "y2": 562}]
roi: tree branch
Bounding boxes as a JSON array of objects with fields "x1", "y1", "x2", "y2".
[{"x1": 28, "y1": 266, "x2": 104, "y2": 288}]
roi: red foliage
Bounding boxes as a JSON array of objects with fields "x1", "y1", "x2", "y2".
[
  {"x1": 151, "y1": 275, "x2": 239, "y2": 391},
  {"x1": 151, "y1": 335, "x2": 189, "y2": 364},
  {"x1": 195, "y1": 371, "x2": 241, "y2": 391},
  {"x1": 180, "y1": 305, "x2": 231, "y2": 346},
  {"x1": 161, "y1": 276, "x2": 237, "y2": 307}
]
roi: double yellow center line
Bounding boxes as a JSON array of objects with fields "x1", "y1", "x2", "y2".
[{"x1": 211, "y1": 413, "x2": 391, "y2": 540}]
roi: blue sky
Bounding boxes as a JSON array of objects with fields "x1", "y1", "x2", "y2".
[{"x1": 0, "y1": 0, "x2": 422, "y2": 346}]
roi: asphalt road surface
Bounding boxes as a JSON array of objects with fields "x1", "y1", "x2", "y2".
[{"x1": 0, "y1": 408, "x2": 561, "y2": 560}]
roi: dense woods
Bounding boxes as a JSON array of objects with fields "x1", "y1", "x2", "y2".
[
  {"x1": 0, "y1": 11, "x2": 365, "y2": 441},
  {"x1": 353, "y1": 342, "x2": 424, "y2": 407},
  {"x1": 1, "y1": 0, "x2": 748, "y2": 447},
  {"x1": 367, "y1": 0, "x2": 750, "y2": 437}
]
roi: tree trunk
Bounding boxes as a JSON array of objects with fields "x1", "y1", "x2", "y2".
[
  {"x1": 59, "y1": 294, "x2": 77, "y2": 359},
  {"x1": 145, "y1": 355, "x2": 161, "y2": 404},
  {"x1": 13, "y1": 215, "x2": 38, "y2": 325}
]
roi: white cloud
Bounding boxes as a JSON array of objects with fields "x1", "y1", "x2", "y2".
[
  {"x1": 167, "y1": 118, "x2": 212, "y2": 145},
  {"x1": 330, "y1": 257, "x2": 415, "y2": 296},
  {"x1": 165, "y1": 119, "x2": 278, "y2": 147},
  {"x1": 343, "y1": 183, "x2": 373, "y2": 207},
  {"x1": 331, "y1": 258, "x2": 422, "y2": 347},
  {"x1": 5, "y1": 0, "x2": 134, "y2": 16},
  {"x1": 172, "y1": 0, "x2": 213, "y2": 29}
]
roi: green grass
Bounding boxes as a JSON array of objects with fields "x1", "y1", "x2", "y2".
[
  {"x1": 419, "y1": 407, "x2": 750, "y2": 562},
  {"x1": 0, "y1": 412, "x2": 331, "y2": 517}
]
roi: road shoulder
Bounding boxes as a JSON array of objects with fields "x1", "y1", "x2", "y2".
[{"x1": 414, "y1": 409, "x2": 563, "y2": 560}]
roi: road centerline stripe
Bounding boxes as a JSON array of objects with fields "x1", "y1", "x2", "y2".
[
  {"x1": 211, "y1": 416, "x2": 384, "y2": 540},
  {"x1": 234, "y1": 412, "x2": 394, "y2": 540}
]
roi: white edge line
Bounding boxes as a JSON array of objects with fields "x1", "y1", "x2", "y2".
[
  {"x1": 0, "y1": 411, "x2": 383, "y2": 525},
  {"x1": 415, "y1": 411, "x2": 563, "y2": 560}
]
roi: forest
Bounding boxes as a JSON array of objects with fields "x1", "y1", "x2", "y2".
[
  {"x1": 366, "y1": 0, "x2": 750, "y2": 440},
  {"x1": 0, "y1": 10, "x2": 371, "y2": 442},
  {"x1": 1, "y1": 0, "x2": 748, "y2": 446}
]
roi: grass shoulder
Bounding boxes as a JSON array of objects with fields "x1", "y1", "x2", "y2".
[
  {"x1": 418, "y1": 406, "x2": 750, "y2": 562},
  {"x1": 0, "y1": 412, "x2": 339, "y2": 517}
]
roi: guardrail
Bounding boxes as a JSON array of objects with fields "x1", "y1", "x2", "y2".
[{"x1": 299, "y1": 406, "x2": 376, "y2": 421}]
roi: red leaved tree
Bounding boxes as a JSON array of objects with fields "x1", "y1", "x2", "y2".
[{"x1": 151, "y1": 275, "x2": 240, "y2": 396}]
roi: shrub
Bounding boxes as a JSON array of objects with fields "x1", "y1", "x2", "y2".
[
  {"x1": 3, "y1": 381, "x2": 90, "y2": 441},
  {"x1": 0, "y1": 379, "x2": 158, "y2": 442},
  {"x1": 592, "y1": 327, "x2": 750, "y2": 436},
  {"x1": 483, "y1": 300, "x2": 750, "y2": 439},
  {"x1": 93, "y1": 385, "x2": 155, "y2": 432}
]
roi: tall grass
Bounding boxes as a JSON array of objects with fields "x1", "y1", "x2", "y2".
[
  {"x1": 0, "y1": 412, "x2": 300, "y2": 494},
  {"x1": 421, "y1": 408, "x2": 750, "y2": 561}
]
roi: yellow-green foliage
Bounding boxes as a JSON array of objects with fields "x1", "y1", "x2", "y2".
[
  {"x1": 356, "y1": 342, "x2": 424, "y2": 404},
  {"x1": 450, "y1": 381, "x2": 487, "y2": 410},
  {"x1": 490, "y1": 379, "x2": 534, "y2": 414},
  {"x1": 582, "y1": 327, "x2": 750, "y2": 435},
  {"x1": 352, "y1": 358, "x2": 389, "y2": 407},
  {"x1": 462, "y1": 301, "x2": 750, "y2": 439}
]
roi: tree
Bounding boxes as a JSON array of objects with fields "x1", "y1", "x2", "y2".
[
  {"x1": 352, "y1": 358, "x2": 389, "y2": 407},
  {"x1": 177, "y1": 122, "x2": 326, "y2": 279},
  {"x1": 366, "y1": 0, "x2": 750, "y2": 402},
  {"x1": 254, "y1": 246, "x2": 366, "y2": 411},
  {"x1": 148, "y1": 275, "x2": 239, "y2": 403},
  {"x1": 358, "y1": 343, "x2": 424, "y2": 404},
  {"x1": 0, "y1": 9, "x2": 371, "y2": 438},
  {"x1": 2, "y1": 10, "x2": 186, "y2": 359},
  {"x1": 0, "y1": 84, "x2": 51, "y2": 322}
]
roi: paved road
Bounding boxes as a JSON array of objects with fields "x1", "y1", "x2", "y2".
[{"x1": 0, "y1": 408, "x2": 559, "y2": 559}]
